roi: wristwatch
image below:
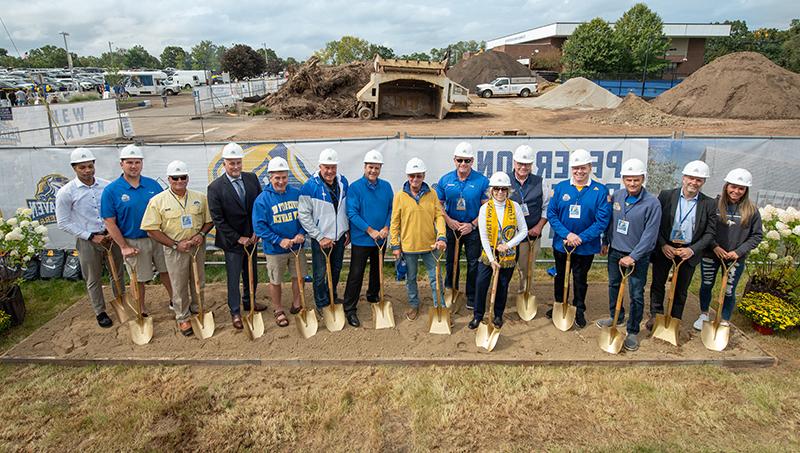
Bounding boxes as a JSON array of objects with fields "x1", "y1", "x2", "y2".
[{"x1": 171, "y1": 241, "x2": 179, "y2": 250}]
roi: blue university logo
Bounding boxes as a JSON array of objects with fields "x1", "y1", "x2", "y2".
[{"x1": 26, "y1": 174, "x2": 70, "y2": 224}]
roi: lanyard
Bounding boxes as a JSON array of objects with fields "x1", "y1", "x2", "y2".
[
  {"x1": 622, "y1": 192, "x2": 642, "y2": 220},
  {"x1": 677, "y1": 197, "x2": 697, "y2": 226},
  {"x1": 515, "y1": 177, "x2": 528, "y2": 205},
  {"x1": 571, "y1": 181, "x2": 591, "y2": 205},
  {"x1": 169, "y1": 189, "x2": 189, "y2": 213}
]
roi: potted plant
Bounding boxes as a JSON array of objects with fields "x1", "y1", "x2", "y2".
[
  {"x1": 738, "y1": 292, "x2": 800, "y2": 334},
  {"x1": 745, "y1": 205, "x2": 800, "y2": 297},
  {"x1": 0, "y1": 208, "x2": 49, "y2": 326}
]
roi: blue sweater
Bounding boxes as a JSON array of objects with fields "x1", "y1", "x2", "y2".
[
  {"x1": 603, "y1": 188, "x2": 662, "y2": 262},
  {"x1": 347, "y1": 176, "x2": 393, "y2": 247},
  {"x1": 252, "y1": 184, "x2": 305, "y2": 255},
  {"x1": 547, "y1": 179, "x2": 612, "y2": 255}
]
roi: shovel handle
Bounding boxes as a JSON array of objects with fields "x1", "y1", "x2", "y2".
[
  {"x1": 712, "y1": 260, "x2": 734, "y2": 326},
  {"x1": 321, "y1": 242, "x2": 336, "y2": 308},
  {"x1": 562, "y1": 241, "x2": 574, "y2": 307},
  {"x1": 433, "y1": 247, "x2": 444, "y2": 308},
  {"x1": 190, "y1": 245, "x2": 205, "y2": 317},
  {"x1": 488, "y1": 262, "x2": 500, "y2": 323},
  {"x1": 451, "y1": 231, "x2": 461, "y2": 292},
  {"x1": 124, "y1": 256, "x2": 143, "y2": 320},
  {"x1": 245, "y1": 243, "x2": 257, "y2": 318},
  {"x1": 611, "y1": 263, "x2": 635, "y2": 326},
  {"x1": 374, "y1": 239, "x2": 385, "y2": 304},
  {"x1": 290, "y1": 247, "x2": 307, "y2": 310},
  {"x1": 523, "y1": 237, "x2": 536, "y2": 295},
  {"x1": 664, "y1": 257, "x2": 684, "y2": 319}
]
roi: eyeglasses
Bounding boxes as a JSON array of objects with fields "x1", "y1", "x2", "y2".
[
  {"x1": 492, "y1": 187, "x2": 509, "y2": 192},
  {"x1": 456, "y1": 159, "x2": 473, "y2": 164},
  {"x1": 408, "y1": 174, "x2": 424, "y2": 179},
  {"x1": 170, "y1": 175, "x2": 188, "y2": 181}
]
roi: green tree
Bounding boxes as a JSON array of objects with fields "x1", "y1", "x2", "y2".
[
  {"x1": 191, "y1": 40, "x2": 222, "y2": 70},
  {"x1": 614, "y1": 3, "x2": 670, "y2": 73},
  {"x1": 398, "y1": 52, "x2": 431, "y2": 61},
  {"x1": 97, "y1": 49, "x2": 127, "y2": 69},
  {"x1": 782, "y1": 19, "x2": 800, "y2": 72},
  {"x1": 314, "y1": 36, "x2": 393, "y2": 64},
  {"x1": 430, "y1": 40, "x2": 485, "y2": 65},
  {"x1": 561, "y1": 18, "x2": 623, "y2": 75},
  {"x1": 160, "y1": 46, "x2": 188, "y2": 69},
  {"x1": 220, "y1": 44, "x2": 267, "y2": 80},
  {"x1": 0, "y1": 48, "x2": 22, "y2": 67},
  {"x1": 369, "y1": 44, "x2": 395, "y2": 60},
  {"x1": 284, "y1": 56, "x2": 299, "y2": 67},
  {"x1": 705, "y1": 20, "x2": 752, "y2": 63},
  {"x1": 261, "y1": 47, "x2": 283, "y2": 75},
  {"x1": 25, "y1": 45, "x2": 69, "y2": 68},
  {"x1": 123, "y1": 45, "x2": 160, "y2": 69}
]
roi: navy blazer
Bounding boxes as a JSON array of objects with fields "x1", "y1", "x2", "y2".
[{"x1": 207, "y1": 171, "x2": 262, "y2": 252}]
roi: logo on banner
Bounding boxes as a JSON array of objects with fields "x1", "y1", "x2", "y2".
[
  {"x1": 26, "y1": 174, "x2": 70, "y2": 224},
  {"x1": 208, "y1": 143, "x2": 313, "y2": 187}
]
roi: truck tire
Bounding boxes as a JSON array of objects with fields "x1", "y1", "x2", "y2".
[
  {"x1": 481, "y1": 90, "x2": 493, "y2": 98},
  {"x1": 519, "y1": 89, "x2": 531, "y2": 98},
  {"x1": 358, "y1": 106, "x2": 373, "y2": 120},
  {"x1": 167, "y1": 90, "x2": 177, "y2": 96},
  {"x1": 184, "y1": 84, "x2": 192, "y2": 90}
]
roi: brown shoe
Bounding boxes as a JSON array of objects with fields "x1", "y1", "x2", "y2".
[
  {"x1": 253, "y1": 302, "x2": 268, "y2": 312},
  {"x1": 179, "y1": 321, "x2": 193, "y2": 337},
  {"x1": 405, "y1": 307, "x2": 419, "y2": 321},
  {"x1": 232, "y1": 314, "x2": 243, "y2": 330},
  {"x1": 645, "y1": 316, "x2": 655, "y2": 331}
]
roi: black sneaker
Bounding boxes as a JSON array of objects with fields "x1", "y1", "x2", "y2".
[
  {"x1": 575, "y1": 316, "x2": 587, "y2": 329},
  {"x1": 493, "y1": 316, "x2": 504, "y2": 328},
  {"x1": 545, "y1": 307, "x2": 553, "y2": 319},
  {"x1": 96, "y1": 312, "x2": 113, "y2": 328}
]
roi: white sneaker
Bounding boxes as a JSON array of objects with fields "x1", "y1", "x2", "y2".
[{"x1": 693, "y1": 313, "x2": 709, "y2": 331}]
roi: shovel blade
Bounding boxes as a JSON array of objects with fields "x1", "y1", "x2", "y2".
[
  {"x1": 191, "y1": 311, "x2": 216, "y2": 339},
  {"x1": 701, "y1": 321, "x2": 731, "y2": 352},
  {"x1": 129, "y1": 316, "x2": 153, "y2": 345},
  {"x1": 110, "y1": 297, "x2": 131, "y2": 324},
  {"x1": 475, "y1": 322, "x2": 500, "y2": 351},
  {"x1": 323, "y1": 302, "x2": 345, "y2": 332},
  {"x1": 295, "y1": 308, "x2": 319, "y2": 339},
  {"x1": 551, "y1": 302, "x2": 576, "y2": 331},
  {"x1": 427, "y1": 307, "x2": 451, "y2": 335},
  {"x1": 244, "y1": 312, "x2": 265, "y2": 340},
  {"x1": 598, "y1": 326, "x2": 626, "y2": 354},
  {"x1": 651, "y1": 314, "x2": 680, "y2": 346},
  {"x1": 372, "y1": 301, "x2": 395, "y2": 330},
  {"x1": 444, "y1": 289, "x2": 465, "y2": 314},
  {"x1": 515, "y1": 293, "x2": 537, "y2": 321}
]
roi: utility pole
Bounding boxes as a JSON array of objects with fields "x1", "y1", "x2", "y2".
[{"x1": 59, "y1": 32, "x2": 76, "y2": 91}]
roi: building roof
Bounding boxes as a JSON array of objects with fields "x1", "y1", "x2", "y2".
[{"x1": 487, "y1": 22, "x2": 732, "y2": 49}]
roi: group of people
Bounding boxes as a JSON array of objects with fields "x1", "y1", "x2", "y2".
[{"x1": 55, "y1": 141, "x2": 762, "y2": 350}]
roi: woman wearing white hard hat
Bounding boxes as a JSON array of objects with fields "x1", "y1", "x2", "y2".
[
  {"x1": 694, "y1": 168, "x2": 763, "y2": 330},
  {"x1": 469, "y1": 172, "x2": 528, "y2": 330}
]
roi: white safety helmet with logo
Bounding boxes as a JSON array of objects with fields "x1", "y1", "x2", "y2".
[
  {"x1": 318, "y1": 148, "x2": 339, "y2": 165},
  {"x1": 682, "y1": 160, "x2": 710, "y2": 178},
  {"x1": 267, "y1": 157, "x2": 290, "y2": 173},
  {"x1": 513, "y1": 145, "x2": 535, "y2": 164},
  {"x1": 363, "y1": 149, "x2": 384, "y2": 164},
  {"x1": 488, "y1": 171, "x2": 512, "y2": 187},
  {"x1": 405, "y1": 157, "x2": 427, "y2": 174},
  {"x1": 119, "y1": 144, "x2": 144, "y2": 160},
  {"x1": 167, "y1": 160, "x2": 189, "y2": 176},
  {"x1": 724, "y1": 168, "x2": 753, "y2": 187},
  {"x1": 70, "y1": 147, "x2": 95, "y2": 164},
  {"x1": 222, "y1": 142, "x2": 244, "y2": 159},
  {"x1": 620, "y1": 158, "x2": 647, "y2": 176},
  {"x1": 453, "y1": 142, "x2": 474, "y2": 159},
  {"x1": 569, "y1": 149, "x2": 593, "y2": 167}
]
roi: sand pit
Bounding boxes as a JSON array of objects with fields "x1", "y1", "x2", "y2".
[
  {"x1": 590, "y1": 93, "x2": 689, "y2": 128},
  {"x1": 520, "y1": 77, "x2": 621, "y2": 110},
  {"x1": 2, "y1": 280, "x2": 774, "y2": 367},
  {"x1": 448, "y1": 50, "x2": 532, "y2": 92}
]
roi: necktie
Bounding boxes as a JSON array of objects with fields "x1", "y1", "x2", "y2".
[{"x1": 233, "y1": 178, "x2": 245, "y2": 203}]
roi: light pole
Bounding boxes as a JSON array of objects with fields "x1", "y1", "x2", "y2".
[
  {"x1": 59, "y1": 32, "x2": 76, "y2": 91},
  {"x1": 640, "y1": 36, "x2": 654, "y2": 98}
]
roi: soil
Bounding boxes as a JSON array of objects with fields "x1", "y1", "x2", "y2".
[
  {"x1": 652, "y1": 51, "x2": 800, "y2": 119},
  {"x1": 590, "y1": 93, "x2": 692, "y2": 128},
  {"x1": 5, "y1": 280, "x2": 772, "y2": 365},
  {"x1": 524, "y1": 77, "x2": 622, "y2": 110},
  {"x1": 447, "y1": 50, "x2": 532, "y2": 92}
]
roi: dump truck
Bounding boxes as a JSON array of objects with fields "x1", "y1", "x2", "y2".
[{"x1": 356, "y1": 57, "x2": 471, "y2": 120}]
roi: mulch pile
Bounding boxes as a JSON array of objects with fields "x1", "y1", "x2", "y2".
[
  {"x1": 652, "y1": 51, "x2": 800, "y2": 119},
  {"x1": 591, "y1": 93, "x2": 688, "y2": 128},
  {"x1": 448, "y1": 50, "x2": 531, "y2": 92}
]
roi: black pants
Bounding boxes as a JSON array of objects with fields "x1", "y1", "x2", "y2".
[
  {"x1": 474, "y1": 262, "x2": 515, "y2": 320},
  {"x1": 553, "y1": 249, "x2": 594, "y2": 320},
  {"x1": 649, "y1": 250, "x2": 697, "y2": 319},
  {"x1": 224, "y1": 250, "x2": 258, "y2": 315},
  {"x1": 342, "y1": 244, "x2": 383, "y2": 314},
  {"x1": 444, "y1": 228, "x2": 481, "y2": 307}
]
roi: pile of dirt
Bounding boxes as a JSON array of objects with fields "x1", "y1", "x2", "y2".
[
  {"x1": 653, "y1": 52, "x2": 800, "y2": 119},
  {"x1": 525, "y1": 77, "x2": 621, "y2": 110},
  {"x1": 448, "y1": 50, "x2": 531, "y2": 92},
  {"x1": 591, "y1": 93, "x2": 688, "y2": 128},
  {"x1": 258, "y1": 56, "x2": 372, "y2": 119}
]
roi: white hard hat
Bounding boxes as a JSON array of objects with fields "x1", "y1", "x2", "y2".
[
  {"x1": 682, "y1": 160, "x2": 710, "y2": 178},
  {"x1": 620, "y1": 158, "x2": 647, "y2": 176},
  {"x1": 222, "y1": 142, "x2": 244, "y2": 159},
  {"x1": 119, "y1": 144, "x2": 144, "y2": 160},
  {"x1": 405, "y1": 157, "x2": 427, "y2": 174},
  {"x1": 453, "y1": 142, "x2": 474, "y2": 159},
  {"x1": 489, "y1": 171, "x2": 511, "y2": 187},
  {"x1": 363, "y1": 149, "x2": 384, "y2": 164},
  {"x1": 70, "y1": 147, "x2": 95, "y2": 164},
  {"x1": 267, "y1": 157, "x2": 289, "y2": 173},
  {"x1": 724, "y1": 168, "x2": 753, "y2": 187},
  {"x1": 318, "y1": 148, "x2": 339, "y2": 165},
  {"x1": 569, "y1": 149, "x2": 592, "y2": 167},
  {"x1": 513, "y1": 145, "x2": 534, "y2": 164},
  {"x1": 166, "y1": 160, "x2": 189, "y2": 176}
]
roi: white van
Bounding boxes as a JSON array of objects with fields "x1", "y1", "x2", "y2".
[
  {"x1": 168, "y1": 70, "x2": 210, "y2": 90},
  {"x1": 116, "y1": 71, "x2": 181, "y2": 96}
]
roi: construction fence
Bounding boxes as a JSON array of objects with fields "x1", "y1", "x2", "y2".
[{"x1": 192, "y1": 77, "x2": 286, "y2": 115}]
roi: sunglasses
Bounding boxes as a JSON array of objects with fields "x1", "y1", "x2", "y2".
[
  {"x1": 408, "y1": 174, "x2": 424, "y2": 179},
  {"x1": 456, "y1": 159, "x2": 473, "y2": 164},
  {"x1": 492, "y1": 187, "x2": 509, "y2": 192},
  {"x1": 170, "y1": 175, "x2": 188, "y2": 181}
]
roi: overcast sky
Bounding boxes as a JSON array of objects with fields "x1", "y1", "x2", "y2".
[{"x1": 1, "y1": 0, "x2": 796, "y2": 60}]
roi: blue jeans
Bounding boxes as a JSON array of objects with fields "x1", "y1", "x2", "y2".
[
  {"x1": 699, "y1": 257, "x2": 746, "y2": 321},
  {"x1": 310, "y1": 239, "x2": 346, "y2": 309},
  {"x1": 607, "y1": 248, "x2": 650, "y2": 335},
  {"x1": 404, "y1": 251, "x2": 444, "y2": 308}
]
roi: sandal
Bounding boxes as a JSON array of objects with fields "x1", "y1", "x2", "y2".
[
  {"x1": 274, "y1": 310, "x2": 289, "y2": 327},
  {"x1": 289, "y1": 304, "x2": 302, "y2": 315}
]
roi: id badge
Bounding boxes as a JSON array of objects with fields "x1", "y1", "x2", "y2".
[
  {"x1": 569, "y1": 204, "x2": 581, "y2": 219},
  {"x1": 181, "y1": 214, "x2": 193, "y2": 230},
  {"x1": 616, "y1": 219, "x2": 629, "y2": 235},
  {"x1": 520, "y1": 203, "x2": 530, "y2": 216},
  {"x1": 670, "y1": 228, "x2": 686, "y2": 244},
  {"x1": 456, "y1": 197, "x2": 466, "y2": 211}
]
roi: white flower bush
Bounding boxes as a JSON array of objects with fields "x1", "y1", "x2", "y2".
[
  {"x1": 751, "y1": 204, "x2": 800, "y2": 290},
  {"x1": 0, "y1": 208, "x2": 49, "y2": 284}
]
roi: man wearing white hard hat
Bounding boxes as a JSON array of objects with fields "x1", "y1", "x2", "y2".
[
  {"x1": 102, "y1": 144, "x2": 173, "y2": 316},
  {"x1": 55, "y1": 148, "x2": 125, "y2": 328},
  {"x1": 390, "y1": 158, "x2": 447, "y2": 320},
  {"x1": 647, "y1": 160, "x2": 717, "y2": 331},
  {"x1": 470, "y1": 172, "x2": 528, "y2": 330},
  {"x1": 298, "y1": 148, "x2": 350, "y2": 314},
  {"x1": 509, "y1": 145, "x2": 551, "y2": 293},
  {"x1": 436, "y1": 141, "x2": 489, "y2": 310},
  {"x1": 141, "y1": 160, "x2": 213, "y2": 337},
  {"x1": 252, "y1": 157, "x2": 307, "y2": 328},
  {"x1": 546, "y1": 149, "x2": 611, "y2": 328},
  {"x1": 342, "y1": 150, "x2": 394, "y2": 327},
  {"x1": 207, "y1": 142, "x2": 265, "y2": 330},
  {"x1": 694, "y1": 168, "x2": 762, "y2": 331},
  {"x1": 598, "y1": 158, "x2": 661, "y2": 351}
]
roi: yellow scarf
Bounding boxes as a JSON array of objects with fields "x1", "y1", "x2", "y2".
[{"x1": 481, "y1": 199, "x2": 517, "y2": 268}]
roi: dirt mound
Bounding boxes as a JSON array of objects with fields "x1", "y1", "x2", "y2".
[
  {"x1": 526, "y1": 77, "x2": 621, "y2": 110},
  {"x1": 448, "y1": 50, "x2": 531, "y2": 92},
  {"x1": 652, "y1": 52, "x2": 800, "y2": 119},
  {"x1": 258, "y1": 56, "x2": 371, "y2": 119},
  {"x1": 591, "y1": 93, "x2": 687, "y2": 128}
]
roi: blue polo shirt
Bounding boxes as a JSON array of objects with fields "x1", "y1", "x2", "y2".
[
  {"x1": 347, "y1": 177, "x2": 394, "y2": 247},
  {"x1": 101, "y1": 175, "x2": 163, "y2": 239},
  {"x1": 435, "y1": 170, "x2": 489, "y2": 222},
  {"x1": 547, "y1": 178, "x2": 611, "y2": 255}
]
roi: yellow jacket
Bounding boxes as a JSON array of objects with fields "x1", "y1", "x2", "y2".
[{"x1": 390, "y1": 182, "x2": 446, "y2": 253}]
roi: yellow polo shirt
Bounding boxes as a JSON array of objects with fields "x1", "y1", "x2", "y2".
[{"x1": 140, "y1": 189, "x2": 211, "y2": 241}]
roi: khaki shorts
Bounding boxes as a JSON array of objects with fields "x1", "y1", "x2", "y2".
[
  {"x1": 124, "y1": 237, "x2": 168, "y2": 282},
  {"x1": 265, "y1": 251, "x2": 305, "y2": 285}
]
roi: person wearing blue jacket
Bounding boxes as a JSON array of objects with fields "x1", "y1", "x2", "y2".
[
  {"x1": 252, "y1": 157, "x2": 306, "y2": 327},
  {"x1": 342, "y1": 150, "x2": 393, "y2": 327},
  {"x1": 599, "y1": 159, "x2": 661, "y2": 351},
  {"x1": 546, "y1": 149, "x2": 612, "y2": 328}
]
